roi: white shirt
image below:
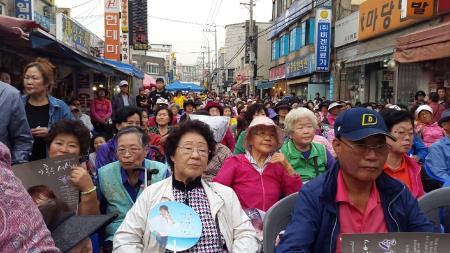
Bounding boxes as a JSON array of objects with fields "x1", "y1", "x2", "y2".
[{"x1": 122, "y1": 94, "x2": 129, "y2": 106}]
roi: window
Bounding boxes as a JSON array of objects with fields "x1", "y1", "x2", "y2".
[
  {"x1": 146, "y1": 63, "x2": 159, "y2": 75},
  {"x1": 301, "y1": 21, "x2": 306, "y2": 47},
  {"x1": 280, "y1": 35, "x2": 285, "y2": 57},
  {"x1": 289, "y1": 27, "x2": 300, "y2": 52},
  {"x1": 272, "y1": 39, "x2": 280, "y2": 60},
  {"x1": 283, "y1": 34, "x2": 289, "y2": 56},
  {"x1": 0, "y1": 3, "x2": 5, "y2": 15},
  {"x1": 307, "y1": 18, "x2": 315, "y2": 45},
  {"x1": 227, "y1": 69, "x2": 234, "y2": 82}
]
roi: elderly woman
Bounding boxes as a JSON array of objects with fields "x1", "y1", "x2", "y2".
[
  {"x1": 113, "y1": 120, "x2": 258, "y2": 252},
  {"x1": 214, "y1": 116, "x2": 302, "y2": 212},
  {"x1": 234, "y1": 103, "x2": 268, "y2": 154},
  {"x1": 280, "y1": 108, "x2": 335, "y2": 182}
]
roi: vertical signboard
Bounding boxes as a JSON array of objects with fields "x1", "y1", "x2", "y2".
[
  {"x1": 129, "y1": 0, "x2": 148, "y2": 50},
  {"x1": 15, "y1": 0, "x2": 33, "y2": 19},
  {"x1": 121, "y1": 0, "x2": 130, "y2": 63},
  {"x1": 315, "y1": 9, "x2": 332, "y2": 72},
  {"x1": 104, "y1": 0, "x2": 120, "y2": 60}
]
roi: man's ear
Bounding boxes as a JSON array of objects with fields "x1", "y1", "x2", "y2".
[{"x1": 332, "y1": 138, "x2": 341, "y2": 157}]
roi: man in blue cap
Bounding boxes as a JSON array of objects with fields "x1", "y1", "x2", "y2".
[{"x1": 276, "y1": 108, "x2": 436, "y2": 253}]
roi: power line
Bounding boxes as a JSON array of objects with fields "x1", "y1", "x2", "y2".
[{"x1": 70, "y1": 0, "x2": 95, "y2": 9}]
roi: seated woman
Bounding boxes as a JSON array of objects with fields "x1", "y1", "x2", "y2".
[
  {"x1": 380, "y1": 109, "x2": 425, "y2": 198},
  {"x1": 214, "y1": 116, "x2": 302, "y2": 212},
  {"x1": 46, "y1": 119, "x2": 99, "y2": 215},
  {"x1": 113, "y1": 120, "x2": 258, "y2": 252},
  {"x1": 280, "y1": 108, "x2": 335, "y2": 182}
]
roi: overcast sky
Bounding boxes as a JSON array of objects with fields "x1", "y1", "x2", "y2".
[{"x1": 55, "y1": 0, "x2": 272, "y2": 65}]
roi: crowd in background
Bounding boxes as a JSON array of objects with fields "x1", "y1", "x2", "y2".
[{"x1": 0, "y1": 57, "x2": 449, "y2": 253}]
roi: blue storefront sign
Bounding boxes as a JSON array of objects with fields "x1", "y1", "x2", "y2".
[
  {"x1": 315, "y1": 9, "x2": 332, "y2": 72},
  {"x1": 15, "y1": 0, "x2": 32, "y2": 20},
  {"x1": 34, "y1": 11, "x2": 51, "y2": 31},
  {"x1": 285, "y1": 54, "x2": 314, "y2": 78}
]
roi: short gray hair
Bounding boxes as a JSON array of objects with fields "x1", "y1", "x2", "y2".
[
  {"x1": 116, "y1": 126, "x2": 149, "y2": 147},
  {"x1": 284, "y1": 107, "x2": 318, "y2": 134}
]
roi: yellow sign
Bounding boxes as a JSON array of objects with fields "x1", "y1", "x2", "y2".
[
  {"x1": 362, "y1": 114, "x2": 378, "y2": 126},
  {"x1": 404, "y1": 0, "x2": 434, "y2": 19},
  {"x1": 358, "y1": 0, "x2": 419, "y2": 41}
]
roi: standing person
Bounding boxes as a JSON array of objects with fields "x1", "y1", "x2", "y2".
[
  {"x1": 276, "y1": 108, "x2": 437, "y2": 253},
  {"x1": 0, "y1": 142, "x2": 59, "y2": 252},
  {"x1": 0, "y1": 81, "x2": 33, "y2": 164},
  {"x1": 313, "y1": 92, "x2": 322, "y2": 106},
  {"x1": 112, "y1": 80, "x2": 137, "y2": 116},
  {"x1": 22, "y1": 58, "x2": 73, "y2": 161},
  {"x1": 70, "y1": 99, "x2": 94, "y2": 133},
  {"x1": 148, "y1": 78, "x2": 169, "y2": 113},
  {"x1": 437, "y1": 87, "x2": 448, "y2": 108},
  {"x1": 380, "y1": 109, "x2": 425, "y2": 198},
  {"x1": 91, "y1": 86, "x2": 112, "y2": 136},
  {"x1": 135, "y1": 87, "x2": 148, "y2": 111}
]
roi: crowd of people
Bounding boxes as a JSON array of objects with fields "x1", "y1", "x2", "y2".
[{"x1": 0, "y1": 57, "x2": 449, "y2": 253}]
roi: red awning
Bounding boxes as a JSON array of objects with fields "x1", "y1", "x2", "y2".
[
  {"x1": 0, "y1": 16, "x2": 40, "y2": 40},
  {"x1": 394, "y1": 22, "x2": 450, "y2": 63}
]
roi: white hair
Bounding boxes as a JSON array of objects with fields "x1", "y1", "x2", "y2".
[{"x1": 284, "y1": 107, "x2": 318, "y2": 134}]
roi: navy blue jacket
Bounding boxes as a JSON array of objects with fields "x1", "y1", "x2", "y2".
[{"x1": 275, "y1": 162, "x2": 437, "y2": 253}]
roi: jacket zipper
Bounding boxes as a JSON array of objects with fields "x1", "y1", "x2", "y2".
[
  {"x1": 387, "y1": 185, "x2": 404, "y2": 232},
  {"x1": 329, "y1": 216, "x2": 338, "y2": 253},
  {"x1": 260, "y1": 173, "x2": 266, "y2": 211}
]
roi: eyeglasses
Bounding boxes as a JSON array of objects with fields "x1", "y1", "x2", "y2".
[
  {"x1": 177, "y1": 145, "x2": 209, "y2": 157},
  {"x1": 117, "y1": 147, "x2": 143, "y2": 155},
  {"x1": 392, "y1": 130, "x2": 414, "y2": 140},
  {"x1": 340, "y1": 139, "x2": 390, "y2": 155}
]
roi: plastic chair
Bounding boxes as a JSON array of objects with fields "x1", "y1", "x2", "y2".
[
  {"x1": 418, "y1": 187, "x2": 450, "y2": 225},
  {"x1": 263, "y1": 192, "x2": 298, "y2": 253}
]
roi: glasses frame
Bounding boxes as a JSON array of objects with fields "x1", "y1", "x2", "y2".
[
  {"x1": 339, "y1": 139, "x2": 390, "y2": 155},
  {"x1": 177, "y1": 145, "x2": 210, "y2": 157}
]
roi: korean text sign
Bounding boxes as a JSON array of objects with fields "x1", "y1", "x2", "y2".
[
  {"x1": 358, "y1": 0, "x2": 419, "y2": 41},
  {"x1": 403, "y1": 0, "x2": 434, "y2": 19},
  {"x1": 104, "y1": 0, "x2": 120, "y2": 60},
  {"x1": 15, "y1": 0, "x2": 32, "y2": 20},
  {"x1": 286, "y1": 54, "x2": 314, "y2": 78},
  {"x1": 315, "y1": 9, "x2": 331, "y2": 72}
]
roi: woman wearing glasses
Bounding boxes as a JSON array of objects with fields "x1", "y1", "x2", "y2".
[
  {"x1": 114, "y1": 120, "x2": 259, "y2": 253},
  {"x1": 214, "y1": 116, "x2": 302, "y2": 213},
  {"x1": 380, "y1": 109, "x2": 425, "y2": 198}
]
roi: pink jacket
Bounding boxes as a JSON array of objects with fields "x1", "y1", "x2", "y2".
[
  {"x1": 404, "y1": 155, "x2": 425, "y2": 198},
  {"x1": 417, "y1": 122, "x2": 444, "y2": 147},
  {"x1": 90, "y1": 98, "x2": 112, "y2": 123},
  {"x1": 220, "y1": 127, "x2": 236, "y2": 152},
  {"x1": 214, "y1": 154, "x2": 302, "y2": 212}
]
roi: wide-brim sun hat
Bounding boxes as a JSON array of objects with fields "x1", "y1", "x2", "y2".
[
  {"x1": 243, "y1": 116, "x2": 286, "y2": 151},
  {"x1": 328, "y1": 102, "x2": 344, "y2": 111},
  {"x1": 204, "y1": 101, "x2": 224, "y2": 115},
  {"x1": 415, "y1": 104, "x2": 433, "y2": 118}
]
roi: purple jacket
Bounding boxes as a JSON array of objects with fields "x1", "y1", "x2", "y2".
[{"x1": 96, "y1": 137, "x2": 153, "y2": 169}]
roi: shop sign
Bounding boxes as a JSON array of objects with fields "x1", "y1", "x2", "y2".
[
  {"x1": 34, "y1": 11, "x2": 51, "y2": 31},
  {"x1": 358, "y1": 0, "x2": 419, "y2": 41},
  {"x1": 269, "y1": 64, "x2": 286, "y2": 81},
  {"x1": 438, "y1": 0, "x2": 450, "y2": 14},
  {"x1": 334, "y1": 11, "x2": 359, "y2": 48},
  {"x1": 121, "y1": 0, "x2": 129, "y2": 63},
  {"x1": 15, "y1": 0, "x2": 32, "y2": 20},
  {"x1": 268, "y1": 0, "x2": 312, "y2": 39},
  {"x1": 104, "y1": 0, "x2": 120, "y2": 60},
  {"x1": 129, "y1": 0, "x2": 149, "y2": 50},
  {"x1": 315, "y1": 9, "x2": 331, "y2": 72},
  {"x1": 286, "y1": 54, "x2": 314, "y2": 78},
  {"x1": 401, "y1": 0, "x2": 434, "y2": 19},
  {"x1": 56, "y1": 13, "x2": 91, "y2": 55}
]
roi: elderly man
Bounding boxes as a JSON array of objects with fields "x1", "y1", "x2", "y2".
[
  {"x1": 276, "y1": 108, "x2": 436, "y2": 253},
  {"x1": 98, "y1": 126, "x2": 169, "y2": 252},
  {"x1": 112, "y1": 80, "x2": 137, "y2": 116},
  {"x1": 96, "y1": 106, "x2": 157, "y2": 168}
]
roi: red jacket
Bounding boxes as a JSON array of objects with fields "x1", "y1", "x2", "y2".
[
  {"x1": 403, "y1": 154, "x2": 425, "y2": 198},
  {"x1": 214, "y1": 154, "x2": 302, "y2": 212},
  {"x1": 220, "y1": 128, "x2": 236, "y2": 152}
]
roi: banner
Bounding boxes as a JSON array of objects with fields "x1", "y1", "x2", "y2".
[
  {"x1": 56, "y1": 13, "x2": 91, "y2": 55},
  {"x1": 129, "y1": 0, "x2": 148, "y2": 50},
  {"x1": 104, "y1": 0, "x2": 120, "y2": 60},
  {"x1": 121, "y1": 0, "x2": 130, "y2": 63},
  {"x1": 334, "y1": 11, "x2": 358, "y2": 48},
  {"x1": 286, "y1": 54, "x2": 314, "y2": 78},
  {"x1": 315, "y1": 9, "x2": 331, "y2": 72}
]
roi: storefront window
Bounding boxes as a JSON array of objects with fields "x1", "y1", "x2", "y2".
[{"x1": 301, "y1": 21, "x2": 306, "y2": 47}]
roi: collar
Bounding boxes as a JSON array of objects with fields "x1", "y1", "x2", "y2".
[
  {"x1": 245, "y1": 150, "x2": 273, "y2": 172},
  {"x1": 172, "y1": 176, "x2": 202, "y2": 191},
  {"x1": 336, "y1": 169, "x2": 380, "y2": 204},
  {"x1": 120, "y1": 167, "x2": 145, "y2": 186},
  {"x1": 384, "y1": 156, "x2": 407, "y2": 173}
]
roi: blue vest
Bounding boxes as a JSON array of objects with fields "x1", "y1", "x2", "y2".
[{"x1": 98, "y1": 159, "x2": 168, "y2": 241}]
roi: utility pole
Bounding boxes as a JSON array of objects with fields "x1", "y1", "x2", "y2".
[
  {"x1": 241, "y1": 0, "x2": 256, "y2": 97},
  {"x1": 214, "y1": 25, "x2": 218, "y2": 93},
  {"x1": 202, "y1": 51, "x2": 205, "y2": 87}
]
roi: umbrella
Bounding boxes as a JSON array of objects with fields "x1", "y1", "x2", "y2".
[{"x1": 143, "y1": 74, "x2": 156, "y2": 88}]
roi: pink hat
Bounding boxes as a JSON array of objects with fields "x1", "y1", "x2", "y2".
[{"x1": 243, "y1": 116, "x2": 286, "y2": 151}]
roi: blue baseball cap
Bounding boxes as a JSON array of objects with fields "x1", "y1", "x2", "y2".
[{"x1": 334, "y1": 108, "x2": 396, "y2": 141}]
